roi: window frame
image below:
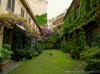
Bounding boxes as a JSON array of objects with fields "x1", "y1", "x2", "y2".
[
  {"x1": 21, "y1": 8, "x2": 25, "y2": 17},
  {"x1": 76, "y1": 6, "x2": 80, "y2": 19},
  {"x1": 29, "y1": 17, "x2": 31, "y2": 24},
  {"x1": 7, "y1": 0, "x2": 15, "y2": 12}
]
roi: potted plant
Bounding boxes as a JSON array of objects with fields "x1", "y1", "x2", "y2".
[{"x1": 0, "y1": 44, "x2": 12, "y2": 72}]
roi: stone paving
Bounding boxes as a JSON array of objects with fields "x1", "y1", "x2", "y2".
[{"x1": 0, "y1": 61, "x2": 23, "y2": 74}]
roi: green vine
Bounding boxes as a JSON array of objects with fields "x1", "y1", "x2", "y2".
[
  {"x1": 62, "y1": 0, "x2": 99, "y2": 34},
  {"x1": 61, "y1": 0, "x2": 100, "y2": 59}
]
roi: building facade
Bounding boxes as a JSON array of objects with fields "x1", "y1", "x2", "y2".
[
  {"x1": 52, "y1": 13, "x2": 65, "y2": 28},
  {"x1": 0, "y1": 0, "x2": 41, "y2": 48},
  {"x1": 0, "y1": 0, "x2": 43, "y2": 59},
  {"x1": 62, "y1": 0, "x2": 100, "y2": 58},
  {"x1": 48, "y1": 12, "x2": 65, "y2": 30}
]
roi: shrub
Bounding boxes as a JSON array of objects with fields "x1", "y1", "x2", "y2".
[
  {"x1": 60, "y1": 39, "x2": 84, "y2": 59},
  {"x1": 71, "y1": 46, "x2": 85, "y2": 59},
  {"x1": 85, "y1": 59, "x2": 100, "y2": 72},
  {"x1": 80, "y1": 48, "x2": 100, "y2": 72},
  {"x1": 0, "y1": 44, "x2": 12, "y2": 59},
  {"x1": 12, "y1": 48, "x2": 34, "y2": 60},
  {"x1": 0, "y1": 44, "x2": 12, "y2": 62},
  {"x1": 45, "y1": 42, "x2": 54, "y2": 49},
  {"x1": 0, "y1": 44, "x2": 12, "y2": 72},
  {"x1": 60, "y1": 40, "x2": 70, "y2": 53},
  {"x1": 36, "y1": 41, "x2": 45, "y2": 53}
]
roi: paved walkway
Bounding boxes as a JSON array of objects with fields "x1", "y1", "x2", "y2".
[{"x1": 0, "y1": 61, "x2": 23, "y2": 74}]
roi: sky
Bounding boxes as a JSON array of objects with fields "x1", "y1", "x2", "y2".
[
  {"x1": 47, "y1": 0, "x2": 72, "y2": 19},
  {"x1": 28, "y1": 0, "x2": 72, "y2": 19}
]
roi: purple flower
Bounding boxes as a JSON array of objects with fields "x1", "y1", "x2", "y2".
[
  {"x1": 41, "y1": 28, "x2": 52, "y2": 36},
  {"x1": 17, "y1": 22, "x2": 24, "y2": 26}
]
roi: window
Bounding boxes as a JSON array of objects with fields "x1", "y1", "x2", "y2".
[
  {"x1": 90, "y1": 0, "x2": 94, "y2": 8},
  {"x1": 76, "y1": 7, "x2": 80, "y2": 19},
  {"x1": 92, "y1": 31, "x2": 100, "y2": 48},
  {"x1": 26, "y1": 13, "x2": 28, "y2": 20},
  {"x1": 3, "y1": 27, "x2": 11, "y2": 45},
  {"x1": 21, "y1": 8, "x2": 25, "y2": 17},
  {"x1": 68, "y1": 16, "x2": 71, "y2": 24},
  {"x1": 29, "y1": 18, "x2": 31, "y2": 24},
  {"x1": 7, "y1": 0, "x2": 15, "y2": 12}
]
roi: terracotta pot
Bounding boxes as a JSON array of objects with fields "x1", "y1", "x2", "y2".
[{"x1": 0, "y1": 63, "x2": 3, "y2": 72}]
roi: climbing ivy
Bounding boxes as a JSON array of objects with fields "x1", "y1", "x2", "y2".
[
  {"x1": 62, "y1": 0, "x2": 100, "y2": 35},
  {"x1": 61, "y1": 0, "x2": 100, "y2": 59}
]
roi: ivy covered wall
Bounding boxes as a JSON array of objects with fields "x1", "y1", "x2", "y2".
[
  {"x1": 61, "y1": 0, "x2": 100, "y2": 59},
  {"x1": 62, "y1": 0, "x2": 100, "y2": 34}
]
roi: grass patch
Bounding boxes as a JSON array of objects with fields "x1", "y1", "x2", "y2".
[{"x1": 8, "y1": 50, "x2": 85, "y2": 74}]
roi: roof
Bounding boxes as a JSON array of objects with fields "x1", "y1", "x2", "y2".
[{"x1": 64, "y1": 0, "x2": 80, "y2": 20}]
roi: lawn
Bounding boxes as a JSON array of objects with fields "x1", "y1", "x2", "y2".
[{"x1": 8, "y1": 50, "x2": 85, "y2": 74}]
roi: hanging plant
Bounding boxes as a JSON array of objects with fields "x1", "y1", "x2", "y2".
[
  {"x1": 0, "y1": 13, "x2": 35, "y2": 36},
  {"x1": 17, "y1": 17, "x2": 35, "y2": 36},
  {"x1": 0, "y1": 13, "x2": 17, "y2": 29}
]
